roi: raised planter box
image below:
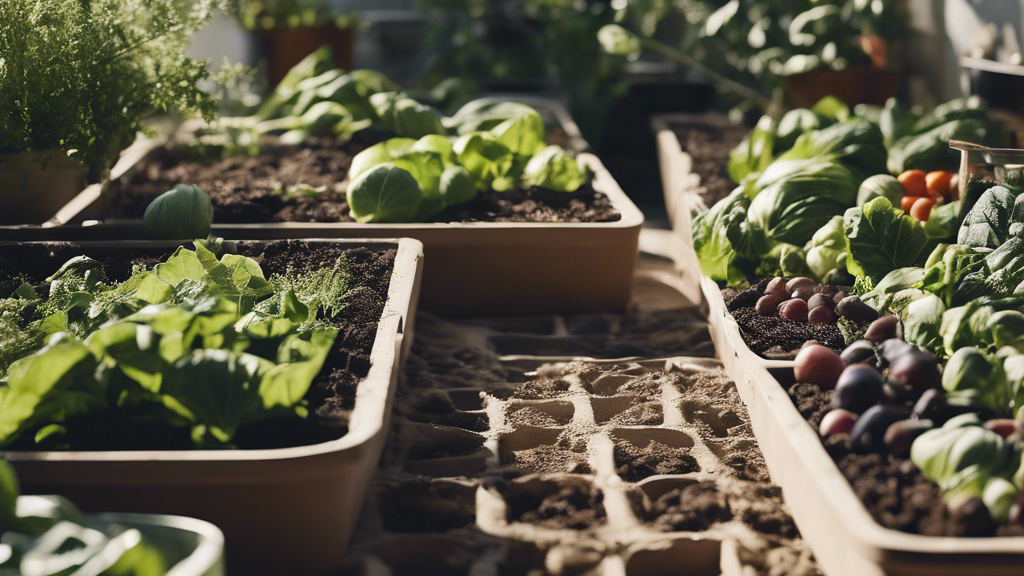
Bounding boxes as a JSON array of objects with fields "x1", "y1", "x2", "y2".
[
  {"x1": 6, "y1": 99, "x2": 638, "y2": 316},
  {"x1": 650, "y1": 113, "x2": 733, "y2": 234},
  {"x1": 3, "y1": 238, "x2": 424, "y2": 576},
  {"x1": 19, "y1": 495, "x2": 226, "y2": 576},
  {"x1": 697, "y1": 273, "x2": 1024, "y2": 576}
]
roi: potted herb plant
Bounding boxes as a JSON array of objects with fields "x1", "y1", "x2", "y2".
[
  {"x1": 240, "y1": 0, "x2": 357, "y2": 87},
  {"x1": 601, "y1": 0, "x2": 907, "y2": 112},
  {"x1": 0, "y1": 0, "x2": 228, "y2": 225}
]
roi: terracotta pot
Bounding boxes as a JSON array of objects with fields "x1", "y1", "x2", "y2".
[
  {"x1": 785, "y1": 67, "x2": 901, "y2": 108},
  {"x1": 254, "y1": 26, "x2": 355, "y2": 87},
  {"x1": 0, "y1": 150, "x2": 87, "y2": 225}
]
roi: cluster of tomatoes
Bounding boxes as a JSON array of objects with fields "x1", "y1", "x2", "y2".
[{"x1": 896, "y1": 169, "x2": 958, "y2": 221}]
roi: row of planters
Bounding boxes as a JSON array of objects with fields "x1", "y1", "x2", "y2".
[
  {"x1": 5, "y1": 44, "x2": 641, "y2": 317},
  {"x1": 659, "y1": 95, "x2": 1024, "y2": 574},
  {"x1": 0, "y1": 5, "x2": 645, "y2": 575}
]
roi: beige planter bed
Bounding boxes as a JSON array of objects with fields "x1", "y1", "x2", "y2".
[
  {"x1": 5, "y1": 101, "x2": 640, "y2": 317},
  {"x1": 3, "y1": 238, "x2": 424, "y2": 576},
  {"x1": 698, "y1": 273, "x2": 1024, "y2": 576},
  {"x1": 650, "y1": 113, "x2": 733, "y2": 235}
]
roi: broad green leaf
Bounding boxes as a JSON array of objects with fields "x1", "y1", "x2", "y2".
[
  {"x1": 845, "y1": 197, "x2": 931, "y2": 284},
  {"x1": 490, "y1": 110, "x2": 545, "y2": 157},
  {"x1": 163, "y1": 349, "x2": 272, "y2": 446},
  {"x1": 454, "y1": 133, "x2": 515, "y2": 191},
  {"x1": 260, "y1": 330, "x2": 336, "y2": 409}
]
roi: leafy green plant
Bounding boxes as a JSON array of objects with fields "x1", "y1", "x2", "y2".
[
  {"x1": 911, "y1": 414, "x2": 1021, "y2": 516},
  {"x1": 143, "y1": 185, "x2": 215, "y2": 240},
  {"x1": 0, "y1": 0, "x2": 231, "y2": 182},
  {"x1": 601, "y1": 1, "x2": 907, "y2": 113},
  {"x1": 345, "y1": 107, "x2": 590, "y2": 223},
  {"x1": 0, "y1": 243, "x2": 352, "y2": 449},
  {"x1": 418, "y1": 0, "x2": 651, "y2": 143},
  {"x1": 844, "y1": 197, "x2": 931, "y2": 286},
  {"x1": 0, "y1": 460, "x2": 169, "y2": 575}
]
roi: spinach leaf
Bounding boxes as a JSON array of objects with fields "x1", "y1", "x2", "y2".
[
  {"x1": 728, "y1": 115, "x2": 776, "y2": 183},
  {"x1": 957, "y1": 186, "x2": 1024, "y2": 249},
  {"x1": 0, "y1": 336, "x2": 103, "y2": 446},
  {"x1": 845, "y1": 197, "x2": 931, "y2": 284},
  {"x1": 691, "y1": 189, "x2": 757, "y2": 284}
]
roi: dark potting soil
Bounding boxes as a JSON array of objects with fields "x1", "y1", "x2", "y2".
[
  {"x1": 613, "y1": 439, "x2": 700, "y2": 482},
  {"x1": 401, "y1": 390, "x2": 490, "y2": 433},
  {"x1": 114, "y1": 141, "x2": 620, "y2": 224},
  {"x1": 378, "y1": 478, "x2": 476, "y2": 533},
  {"x1": 114, "y1": 140, "x2": 364, "y2": 223},
  {"x1": 724, "y1": 280, "x2": 847, "y2": 360},
  {"x1": 669, "y1": 121, "x2": 748, "y2": 208},
  {"x1": 504, "y1": 444, "x2": 593, "y2": 475},
  {"x1": 787, "y1": 383, "x2": 1024, "y2": 537},
  {"x1": 645, "y1": 481, "x2": 733, "y2": 532},
  {"x1": 0, "y1": 241, "x2": 394, "y2": 451},
  {"x1": 503, "y1": 481, "x2": 607, "y2": 530}
]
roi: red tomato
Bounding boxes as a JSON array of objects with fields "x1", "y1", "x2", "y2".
[
  {"x1": 925, "y1": 171, "x2": 953, "y2": 199},
  {"x1": 900, "y1": 195, "x2": 917, "y2": 212},
  {"x1": 898, "y1": 170, "x2": 928, "y2": 197},
  {"x1": 910, "y1": 197, "x2": 936, "y2": 221}
]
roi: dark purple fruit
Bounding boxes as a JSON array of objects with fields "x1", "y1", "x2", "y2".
[
  {"x1": 836, "y1": 296, "x2": 880, "y2": 323},
  {"x1": 883, "y1": 419, "x2": 934, "y2": 457},
  {"x1": 794, "y1": 345, "x2": 845, "y2": 389},
  {"x1": 878, "y1": 338, "x2": 913, "y2": 362},
  {"x1": 807, "y1": 293, "x2": 835, "y2": 311},
  {"x1": 833, "y1": 291, "x2": 847, "y2": 304},
  {"x1": 785, "y1": 277, "x2": 815, "y2": 293},
  {"x1": 864, "y1": 315, "x2": 902, "y2": 342},
  {"x1": 984, "y1": 419, "x2": 1021, "y2": 440},
  {"x1": 841, "y1": 340, "x2": 877, "y2": 367},
  {"x1": 819, "y1": 409, "x2": 858, "y2": 435},
  {"x1": 756, "y1": 294, "x2": 786, "y2": 315},
  {"x1": 779, "y1": 299, "x2": 808, "y2": 321},
  {"x1": 912, "y1": 388, "x2": 945, "y2": 420},
  {"x1": 849, "y1": 404, "x2": 911, "y2": 452},
  {"x1": 765, "y1": 277, "x2": 788, "y2": 297},
  {"x1": 949, "y1": 497, "x2": 996, "y2": 536},
  {"x1": 884, "y1": 380, "x2": 916, "y2": 403},
  {"x1": 888, "y1": 350, "x2": 940, "y2": 392},
  {"x1": 808, "y1": 306, "x2": 837, "y2": 325},
  {"x1": 791, "y1": 285, "x2": 816, "y2": 301},
  {"x1": 832, "y1": 365, "x2": 885, "y2": 414}
]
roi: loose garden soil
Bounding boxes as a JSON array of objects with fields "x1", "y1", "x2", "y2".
[
  {"x1": 0, "y1": 240, "x2": 394, "y2": 451},
  {"x1": 725, "y1": 280, "x2": 847, "y2": 360},
  {"x1": 378, "y1": 478, "x2": 476, "y2": 533},
  {"x1": 114, "y1": 140, "x2": 620, "y2": 224},
  {"x1": 359, "y1": 314, "x2": 817, "y2": 575},
  {"x1": 787, "y1": 382, "x2": 1024, "y2": 537},
  {"x1": 613, "y1": 439, "x2": 700, "y2": 482},
  {"x1": 503, "y1": 480, "x2": 608, "y2": 530},
  {"x1": 669, "y1": 122, "x2": 748, "y2": 208}
]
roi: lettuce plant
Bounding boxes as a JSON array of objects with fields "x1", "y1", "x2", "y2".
[
  {"x1": 0, "y1": 243, "x2": 351, "y2": 449},
  {"x1": 345, "y1": 106, "x2": 591, "y2": 223}
]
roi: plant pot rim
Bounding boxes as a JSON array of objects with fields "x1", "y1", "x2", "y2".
[{"x1": 1, "y1": 237, "x2": 423, "y2": 463}]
